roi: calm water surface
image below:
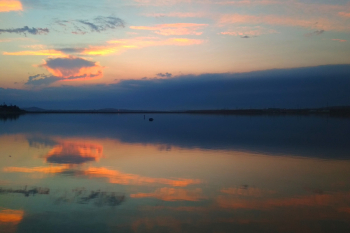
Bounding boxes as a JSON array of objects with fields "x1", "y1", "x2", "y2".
[{"x1": 1, "y1": 114, "x2": 350, "y2": 233}]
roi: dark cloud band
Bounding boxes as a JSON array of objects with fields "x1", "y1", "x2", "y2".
[{"x1": 0, "y1": 26, "x2": 49, "y2": 36}]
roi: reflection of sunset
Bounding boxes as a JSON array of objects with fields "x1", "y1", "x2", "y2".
[
  {"x1": 84, "y1": 167, "x2": 201, "y2": 187},
  {"x1": 130, "y1": 187, "x2": 204, "y2": 201},
  {"x1": 221, "y1": 187, "x2": 275, "y2": 197},
  {"x1": 0, "y1": 209, "x2": 24, "y2": 223},
  {"x1": 3, "y1": 165, "x2": 70, "y2": 174},
  {"x1": 217, "y1": 192, "x2": 350, "y2": 210},
  {"x1": 0, "y1": 0, "x2": 22, "y2": 12},
  {"x1": 45, "y1": 142, "x2": 103, "y2": 164}
]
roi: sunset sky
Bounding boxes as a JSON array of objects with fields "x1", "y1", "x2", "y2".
[{"x1": 1, "y1": 0, "x2": 350, "y2": 109}]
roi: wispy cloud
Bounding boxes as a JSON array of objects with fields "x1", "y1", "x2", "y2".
[
  {"x1": 219, "y1": 14, "x2": 349, "y2": 32},
  {"x1": 26, "y1": 74, "x2": 61, "y2": 86},
  {"x1": 220, "y1": 26, "x2": 277, "y2": 37},
  {"x1": 332, "y1": 39, "x2": 347, "y2": 42},
  {"x1": 130, "y1": 23, "x2": 208, "y2": 35},
  {"x1": 157, "y1": 72, "x2": 172, "y2": 78},
  {"x1": 305, "y1": 29, "x2": 325, "y2": 37},
  {"x1": 142, "y1": 12, "x2": 207, "y2": 18},
  {"x1": 338, "y1": 12, "x2": 350, "y2": 18},
  {"x1": 3, "y1": 50, "x2": 64, "y2": 56},
  {"x1": 54, "y1": 16, "x2": 124, "y2": 34},
  {"x1": 0, "y1": 26, "x2": 49, "y2": 36},
  {"x1": 4, "y1": 37, "x2": 204, "y2": 57},
  {"x1": 0, "y1": 0, "x2": 22, "y2": 12}
]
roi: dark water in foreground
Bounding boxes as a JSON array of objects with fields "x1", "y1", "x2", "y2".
[{"x1": 1, "y1": 114, "x2": 350, "y2": 233}]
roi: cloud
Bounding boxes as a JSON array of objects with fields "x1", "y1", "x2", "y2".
[
  {"x1": 26, "y1": 74, "x2": 61, "y2": 86},
  {"x1": 220, "y1": 26, "x2": 277, "y2": 37},
  {"x1": 4, "y1": 37, "x2": 203, "y2": 57},
  {"x1": 130, "y1": 23, "x2": 208, "y2": 35},
  {"x1": 3, "y1": 50, "x2": 64, "y2": 56},
  {"x1": 24, "y1": 56, "x2": 104, "y2": 86},
  {"x1": 0, "y1": 26, "x2": 49, "y2": 36},
  {"x1": 39, "y1": 56, "x2": 104, "y2": 81},
  {"x1": 54, "y1": 16, "x2": 124, "y2": 34},
  {"x1": 338, "y1": 12, "x2": 350, "y2": 18},
  {"x1": 305, "y1": 30, "x2": 325, "y2": 37},
  {"x1": 332, "y1": 39, "x2": 347, "y2": 42},
  {"x1": 143, "y1": 12, "x2": 207, "y2": 18},
  {"x1": 157, "y1": 72, "x2": 172, "y2": 78},
  {"x1": 0, "y1": 0, "x2": 22, "y2": 12},
  {"x1": 5, "y1": 64, "x2": 350, "y2": 110},
  {"x1": 219, "y1": 14, "x2": 349, "y2": 32}
]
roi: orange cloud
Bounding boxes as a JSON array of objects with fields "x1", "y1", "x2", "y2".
[
  {"x1": 3, "y1": 50, "x2": 64, "y2": 56},
  {"x1": 39, "y1": 56, "x2": 104, "y2": 81},
  {"x1": 45, "y1": 142, "x2": 103, "y2": 164},
  {"x1": 0, "y1": 0, "x2": 22, "y2": 12},
  {"x1": 83, "y1": 167, "x2": 202, "y2": 187},
  {"x1": 3, "y1": 165, "x2": 70, "y2": 174},
  {"x1": 67, "y1": 37, "x2": 203, "y2": 56},
  {"x1": 130, "y1": 187, "x2": 204, "y2": 201},
  {"x1": 0, "y1": 209, "x2": 24, "y2": 223},
  {"x1": 130, "y1": 23, "x2": 208, "y2": 35},
  {"x1": 4, "y1": 37, "x2": 203, "y2": 57}
]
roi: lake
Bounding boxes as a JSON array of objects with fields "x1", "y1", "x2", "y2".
[{"x1": 1, "y1": 113, "x2": 350, "y2": 233}]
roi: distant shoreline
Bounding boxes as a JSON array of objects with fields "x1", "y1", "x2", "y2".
[
  {"x1": 18, "y1": 107, "x2": 350, "y2": 117},
  {"x1": 2, "y1": 105, "x2": 350, "y2": 117}
]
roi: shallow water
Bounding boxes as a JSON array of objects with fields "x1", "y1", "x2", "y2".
[{"x1": 1, "y1": 114, "x2": 350, "y2": 233}]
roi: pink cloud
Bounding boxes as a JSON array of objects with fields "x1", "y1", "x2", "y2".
[
  {"x1": 332, "y1": 39, "x2": 347, "y2": 42},
  {"x1": 219, "y1": 14, "x2": 349, "y2": 31},
  {"x1": 220, "y1": 26, "x2": 277, "y2": 37},
  {"x1": 339, "y1": 12, "x2": 350, "y2": 18},
  {"x1": 143, "y1": 12, "x2": 207, "y2": 18},
  {"x1": 130, "y1": 23, "x2": 208, "y2": 35}
]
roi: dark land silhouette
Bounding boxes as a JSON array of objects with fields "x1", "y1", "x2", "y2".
[
  {"x1": 2, "y1": 103, "x2": 350, "y2": 118},
  {"x1": 20, "y1": 106, "x2": 350, "y2": 117}
]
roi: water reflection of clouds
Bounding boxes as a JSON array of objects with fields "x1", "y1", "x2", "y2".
[
  {"x1": 82, "y1": 167, "x2": 202, "y2": 187},
  {"x1": 4, "y1": 165, "x2": 202, "y2": 187},
  {"x1": 25, "y1": 135, "x2": 104, "y2": 165},
  {"x1": 0, "y1": 209, "x2": 24, "y2": 233},
  {"x1": 0, "y1": 209, "x2": 24, "y2": 223},
  {"x1": 130, "y1": 187, "x2": 205, "y2": 201},
  {"x1": 45, "y1": 142, "x2": 103, "y2": 165},
  {"x1": 54, "y1": 189, "x2": 125, "y2": 207}
]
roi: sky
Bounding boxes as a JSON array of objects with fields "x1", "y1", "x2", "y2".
[{"x1": 1, "y1": 0, "x2": 350, "y2": 109}]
